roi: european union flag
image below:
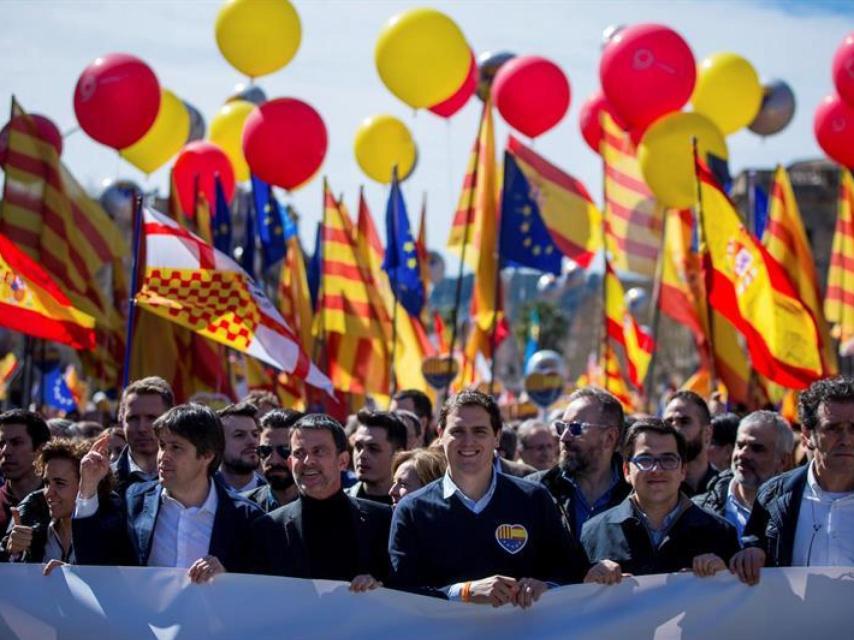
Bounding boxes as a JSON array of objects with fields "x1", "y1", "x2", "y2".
[
  {"x1": 212, "y1": 174, "x2": 232, "y2": 254},
  {"x1": 241, "y1": 193, "x2": 257, "y2": 279},
  {"x1": 381, "y1": 170, "x2": 424, "y2": 317},
  {"x1": 42, "y1": 365, "x2": 76, "y2": 412},
  {"x1": 751, "y1": 182, "x2": 769, "y2": 239},
  {"x1": 282, "y1": 204, "x2": 298, "y2": 241},
  {"x1": 250, "y1": 175, "x2": 286, "y2": 270},
  {"x1": 499, "y1": 151, "x2": 563, "y2": 275},
  {"x1": 307, "y1": 221, "x2": 323, "y2": 311}
]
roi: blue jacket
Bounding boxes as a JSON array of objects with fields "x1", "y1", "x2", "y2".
[
  {"x1": 741, "y1": 466, "x2": 809, "y2": 567},
  {"x1": 72, "y1": 477, "x2": 263, "y2": 573},
  {"x1": 581, "y1": 496, "x2": 740, "y2": 575},
  {"x1": 111, "y1": 446, "x2": 154, "y2": 498}
]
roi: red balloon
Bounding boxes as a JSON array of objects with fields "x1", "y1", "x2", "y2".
[
  {"x1": 814, "y1": 93, "x2": 854, "y2": 168},
  {"x1": 73, "y1": 53, "x2": 160, "y2": 150},
  {"x1": 492, "y1": 55, "x2": 570, "y2": 138},
  {"x1": 242, "y1": 98, "x2": 327, "y2": 190},
  {"x1": 430, "y1": 52, "x2": 477, "y2": 118},
  {"x1": 832, "y1": 32, "x2": 854, "y2": 107},
  {"x1": 578, "y1": 91, "x2": 627, "y2": 153},
  {"x1": 600, "y1": 24, "x2": 695, "y2": 134},
  {"x1": 0, "y1": 113, "x2": 63, "y2": 166},
  {"x1": 172, "y1": 141, "x2": 236, "y2": 219}
]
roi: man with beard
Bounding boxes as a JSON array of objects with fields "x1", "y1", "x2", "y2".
[
  {"x1": 215, "y1": 402, "x2": 264, "y2": 493},
  {"x1": 250, "y1": 414, "x2": 391, "y2": 590},
  {"x1": 694, "y1": 411, "x2": 794, "y2": 538},
  {"x1": 663, "y1": 391, "x2": 718, "y2": 496},
  {"x1": 527, "y1": 388, "x2": 631, "y2": 538},
  {"x1": 112, "y1": 377, "x2": 174, "y2": 497},
  {"x1": 245, "y1": 409, "x2": 303, "y2": 512}
]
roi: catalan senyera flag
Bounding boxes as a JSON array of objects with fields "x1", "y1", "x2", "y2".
[
  {"x1": 604, "y1": 259, "x2": 654, "y2": 389},
  {"x1": 135, "y1": 206, "x2": 332, "y2": 394},
  {"x1": 825, "y1": 168, "x2": 854, "y2": 355},
  {"x1": 601, "y1": 113, "x2": 663, "y2": 278},
  {"x1": 602, "y1": 343, "x2": 634, "y2": 411},
  {"x1": 698, "y1": 160, "x2": 823, "y2": 390},
  {"x1": 502, "y1": 135, "x2": 602, "y2": 271},
  {"x1": 763, "y1": 166, "x2": 836, "y2": 376},
  {"x1": 0, "y1": 233, "x2": 95, "y2": 349},
  {"x1": 658, "y1": 209, "x2": 751, "y2": 405}
]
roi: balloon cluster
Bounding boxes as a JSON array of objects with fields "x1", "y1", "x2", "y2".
[
  {"x1": 579, "y1": 23, "x2": 795, "y2": 208},
  {"x1": 69, "y1": 0, "x2": 327, "y2": 204},
  {"x1": 814, "y1": 32, "x2": 854, "y2": 168}
]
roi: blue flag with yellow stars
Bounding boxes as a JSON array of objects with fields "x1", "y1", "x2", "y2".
[
  {"x1": 307, "y1": 221, "x2": 322, "y2": 312},
  {"x1": 250, "y1": 175, "x2": 286, "y2": 270},
  {"x1": 499, "y1": 151, "x2": 563, "y2": 275},
  {"x1": 381, "y1": 170, "x2": 425, "y2": 317},
  {"x1": 41, "y1": 365, "x2": 76, "y2": 412},
  {"x1": 212, "y1": 174, "x2": 232, "y2": 254}
]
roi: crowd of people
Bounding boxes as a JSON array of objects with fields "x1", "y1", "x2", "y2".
[{"x1": 1, "y1": 374, "x2": 852, "y2": 609}]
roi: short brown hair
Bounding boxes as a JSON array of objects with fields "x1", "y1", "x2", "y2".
[
  {"x1": 667, "y1": 390, "x2": 711, "y2": 426},
  {"x1": 217, "y1": 401, "x2": 258, "y2": 420},
  {"x1": 438, "y1": 390, "x2": 502, "y2": 435},
  {"x1": 260, "y1": 408, "x2": 304, "y2": 430},
  {"x1": 120, "y1": 377, "x2": 174, "y2": 421},
  {"x1": 391, "y1": 448, "x2": 447, "y2": 486},
  {"x1": 153, "y1": 404, "x2": 224, "y2": 475},
  {"x1": 622, "y1": 419, "x2": 687, "y2": 462},
  {"x1": 356, "y1": 409, "x2": 408, "y2": 451},
  {"x1": 39, "y1": 438, "x2": 113, "y2": 503},
  {"x1": 567, "y1": 387, "x2": 625, "y2": 434}
]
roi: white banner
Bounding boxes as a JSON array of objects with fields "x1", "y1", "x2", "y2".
[{"x1": 1, "y1": 565, "x2": 852, "y2": 639}]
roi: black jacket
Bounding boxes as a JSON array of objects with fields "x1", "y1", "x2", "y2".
[
  {"x1": 249, "y1": 493, "x2": 392, "y2": 581},
  {"x1": 692, "y1": 470, "x2": 734, "y2": 518},
  {"x1": 243, "y1": 484, "x2": 289, "y2": 513},
  {"x1": 72, "y1": 477, "x2": 263, "y2": 573},
  {"x1": 526, "y1": 460, "x2": 631, "y2": 537},
  {"x1": 581, "y1": 496, "x2": 740, "y2": 575},
  {"x1": 111, "y1": 446, "x2": 155, "y2": 498},
  {"x1": 741, "y1": 466, "x2": 809, "y2": 567}
]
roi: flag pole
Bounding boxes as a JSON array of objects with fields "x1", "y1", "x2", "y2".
[
  {"x1": 445, "y1": 103, "x2": 485, "y2": 399},
  {"x1": 389, "y1": 174, "x2": 399, "y2": 395},
  {"x1": 597, "y1": 148, "x2": 609, "y2": 384},
  {"x1": 644, "y1": 204, "x2": 668, "y2": 411},
  {"x1": 488, "y1": 153, "x2": 507, "y2": 397},
  {"x1": 121, "y1": 192, "x2": 144, "y2": 389},
  {"x1": 692, "y1": 137, "x2": 718, "y2": 390}
]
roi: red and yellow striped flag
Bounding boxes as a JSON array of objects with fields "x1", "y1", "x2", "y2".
[
  {"x1": 415, "y1": 194, "x2": 431, "y2": 304},
  {"x1": 825, "y1": 168, "x2": 854, "y2": 355},
  {"x1": 603, "y1": 343, "x2": 634, "y2": 411},
  {"x1": 601, "y1": 113, "x2": 664, "y2": 278},
  {"x1": 763, "y1": 166, "x2": 836, "y2": 375},
  {"x1": 604, "y1": 259, "x2": 654, "y2": 389}
]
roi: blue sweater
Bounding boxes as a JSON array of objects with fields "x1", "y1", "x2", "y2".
[{"x1": 388, "y1": 473, "x2": 589, "y2": 594}]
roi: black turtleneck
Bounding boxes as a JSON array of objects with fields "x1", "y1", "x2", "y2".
[{"x1": 300, "y1": 490, "x2": 358, "y2": 580}]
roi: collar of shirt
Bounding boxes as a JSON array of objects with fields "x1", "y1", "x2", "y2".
[
  {"x1": 629, "y1": 493, "x2": 690, "y2": 547},
  {"x1": 45, "y1": 521, "x2": 75, "y2": 563},
  {"x1": 442, "y1": 469, "x2": 497, "y2": 514},
  {"x1": 561, "y1": 461, "x2": 622, "y2": 508},
  {"x1": 161, "y1": 480, "x2": 218, "y2": 515},
  {"x1": 128, "y1": 453, "x2": 157, "y2": 481},
  {"x1": 806, "y1": 461, "x2": 854, "y2": 502}
]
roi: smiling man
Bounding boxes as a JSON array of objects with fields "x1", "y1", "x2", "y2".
[
  {"x1": 0, "y1": 410, "x2": 50, "y2": 536},
  {"x1": 731, "y1": 377, "x2": 854, "y2": 585},
  {"x1": 582, "y1": 419, "x2": 739, "y2": 583},
  {"x1": 388, "y1": 390, "x2": 589, "y2": 607},
  {"x1": 249, "y1": 414, "x2": 391, "y2": 591}
]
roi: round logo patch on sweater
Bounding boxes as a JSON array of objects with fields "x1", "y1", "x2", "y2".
[{"x1": 495, "y1": 524, "x2": 528, "y2": 554}]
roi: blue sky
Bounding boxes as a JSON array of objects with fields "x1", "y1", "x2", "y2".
[{"x1": 1, "y1": 1, "x2": 851, "y2": 262}]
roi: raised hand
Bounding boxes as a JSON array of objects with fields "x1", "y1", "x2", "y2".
[
  {"x1": 6, "y1": 507, "x2": 33, "y2": 555},
  {"x1": 78, "y1": 433, "x2": 112, "y2": 499}
]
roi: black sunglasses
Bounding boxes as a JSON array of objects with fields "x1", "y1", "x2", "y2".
[
  {"x1": 552, "y1": 421, "x2": 607, "y2": 437},
  {"x1": 256, "y1": 445, "x2": 291, "y2": 459}
]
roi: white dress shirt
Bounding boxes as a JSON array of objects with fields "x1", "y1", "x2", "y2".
[
  {"x1": 791, "y1": 462, "x2": 854, "y2": 566},
  {"x1": 147, "y1": 481, "x2": 218, "y2": 568},
  {"x1": 724, "y1": 479, "x2": 752, "y2": 540}
]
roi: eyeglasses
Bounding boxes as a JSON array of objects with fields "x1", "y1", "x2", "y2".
[
  {"x1": 552, "y1": 421, "x2": 608, "y2": 437},
  {"x1": 628, "y1": 453, "x2": 682, "y2": 472},
  {"x1": 256, "y1": 445, "x2": 291, "y2": 459}
]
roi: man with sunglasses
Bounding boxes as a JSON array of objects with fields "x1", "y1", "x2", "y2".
[
  {"x1": 244, "y1": 409, "x2": 304, "y2": 512},
  {"x1": 527, "y1": 388, "x2": 631, "y2": 537},
  {"x1": 582, "y1": 419, "x2": 739, "y2": 582}
]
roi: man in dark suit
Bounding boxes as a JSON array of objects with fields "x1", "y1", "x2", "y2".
[
  {"x1": 731, "y1": 377, "x2": 854, "y2": 585},
  {"x1": 111, "y1": 377, "x2": 174, "y2": 497},
  {"x1": 72, "y1": 404, "x2": 263, "y2": 582},
  {"x1": 250, "y1": 414, "x2": 391, "y2": 592}
]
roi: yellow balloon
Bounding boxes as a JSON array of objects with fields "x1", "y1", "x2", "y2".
[
  {"x1": 638, "y1": 112, "x2": 729, "y2": 209},
  {"x1": 354, "y1": 115, "x2": 417, "y2": 184},
  {"x1": 120, "y1": 89, "x2": 190, "y2": 175},
  {"x1": 215, "y1": 0, "x2": 301, "y2": 78},
  {"x1": 691, "y1": 52, "x2": 762, "y2": 135},
  {"x1": 209, "y1": 100, "x2": 255, "y2": 182},
  {"x1": 375, "y1": 8, "x2": 470, "y2": 109}
]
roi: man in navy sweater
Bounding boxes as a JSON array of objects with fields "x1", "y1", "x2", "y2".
[{"x1": 388, "y1": 390, "x2": 589, "y2": 608}]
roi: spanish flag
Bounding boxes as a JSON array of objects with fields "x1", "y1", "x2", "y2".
[
  {"x1": 604, "y1": 258, "x2": 654, "y2": 389},
  {"x1": 698, "y1": 161, "x2": 822, "y2": 390},
  {"x1": 0, "y1": 234, "x2": 95, "y2": 349}
]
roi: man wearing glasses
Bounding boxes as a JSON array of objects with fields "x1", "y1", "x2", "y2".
[
  {"x1": 527, "y1": 388, "x2": 630, "y2": 538},
  {"x1": 731, "y1": 377, "x2": 854, "y2": 586},
  {"x1": 582, "y1": 419, "x2": 739, "y2": 582},
  {"x1": 244, "y1": 409, "x2": 304, "y2": 512}
]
